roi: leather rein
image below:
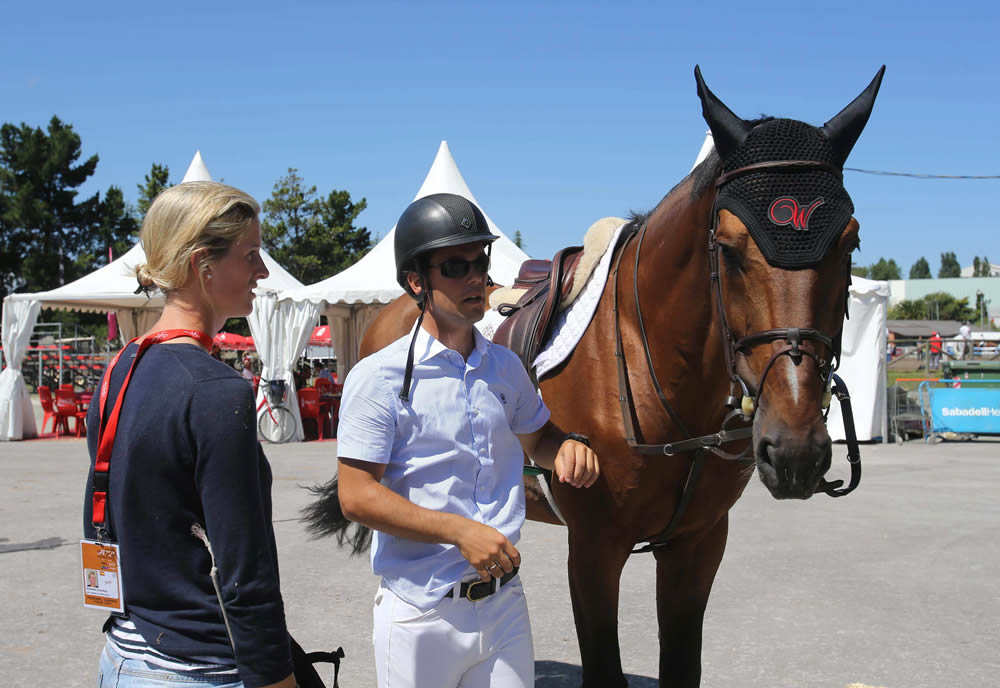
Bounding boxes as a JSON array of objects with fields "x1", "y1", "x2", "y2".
[{"x1": 611, "y1": 160, "x2": 863, "y2": 555}]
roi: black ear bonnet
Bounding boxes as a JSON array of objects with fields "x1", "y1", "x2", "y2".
[
  {"x1": 695, "y1": 65, "x2": 884, "y2": 270},
  {"x1": 716, "y1": 119, "x2": 853, "y2": 269}
]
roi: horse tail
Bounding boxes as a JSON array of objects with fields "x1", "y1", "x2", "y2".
[{"x1": 301, "y1": 477, "x2": 373, "y2": 555}]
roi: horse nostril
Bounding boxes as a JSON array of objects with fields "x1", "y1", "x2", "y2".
[{"x1": 757, "y1": 440, "x2": 774, "y2": 467}]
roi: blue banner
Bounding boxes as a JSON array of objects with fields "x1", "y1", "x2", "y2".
[{"x1": 929, "y1": 387, "x2": 1000, "y2": 434}]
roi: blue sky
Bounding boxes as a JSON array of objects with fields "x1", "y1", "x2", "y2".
[{"x1": 4, "y1": 0, "x2": 998, "y2": 276}]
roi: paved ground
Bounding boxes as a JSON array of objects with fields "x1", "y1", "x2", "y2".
[{"x1": 1, "y1": 399, "x2": 997, "y2": 687}]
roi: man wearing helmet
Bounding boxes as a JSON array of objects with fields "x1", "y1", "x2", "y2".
[{"x1": 336, "y1": 193, "x2": 600, "y2": 688}]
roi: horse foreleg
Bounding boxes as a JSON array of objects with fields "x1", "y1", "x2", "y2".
[
  {"x1": 653, "y1": 515, "x2": 729, "y2": 688},
  {"x1": 567, "y1": 529, "x2": 632, "y2": 688}
]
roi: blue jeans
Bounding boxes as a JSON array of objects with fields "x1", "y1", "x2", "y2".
[{"x1": 98, "y1": 640, "x2": 244, "y2": 687}]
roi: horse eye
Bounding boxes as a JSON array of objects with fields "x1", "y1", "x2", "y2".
[{"x1": 720, "y1": 244, "x2": 744, "y2": 273}]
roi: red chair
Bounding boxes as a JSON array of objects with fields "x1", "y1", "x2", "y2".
[
  {"x1": 315, "y1": 378, "x2": 334, "y2": 395},
  {"x1": 54, "y1": 388, "x2": 87, "y2": 437},
  {"x1": 38, "y1": 386, "x2": 58, "y2": 434},
  {"x1": 297, "y1": 387, "x2": 328, "y2": 440},
  {"x1": 59, "y1": 383, "x2": 74, "y2": 392}
]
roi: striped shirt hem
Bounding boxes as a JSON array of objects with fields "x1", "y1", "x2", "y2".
[{"x1": 107, "y1": 618, "x2": 238, "y2": 676}]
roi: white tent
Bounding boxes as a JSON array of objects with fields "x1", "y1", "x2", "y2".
[
  {"x1": 827, "y1": 276, "x2": 890, "y2": 443},
  {"x1": 0, "y1": 152, "x2": 303, "y2": 440},
  {"x1": 691, "y1": 131, "x2": 715, "y2": 171},
  {"x1": 182, "y1": 150, "x2": 212, "y2": 183},
  {"x1": 278, "y1": 141, "x2": 530, "y2": 380}
]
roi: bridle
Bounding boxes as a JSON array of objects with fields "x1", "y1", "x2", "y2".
[
  {"x1": 708, "y1": 160, "x2": 844, "y2": 428},
  {"x1": 612, "y1": 159, "x2": 862, "y2": 555}
]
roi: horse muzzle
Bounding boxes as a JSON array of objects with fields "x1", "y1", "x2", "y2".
[{"x1": 754, "y1": 418, "x2": 833, "y2": 499}]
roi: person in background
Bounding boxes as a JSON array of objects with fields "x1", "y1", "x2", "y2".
[
  {"x1": 312, "y1": 361, "x2": 333, "y2": 384},
  {"x1": 959, "y1": 320, "x2": 973, "y2": 359},
  {"x1": 293, "y1": 361, "x2": 310, "y2": 390},
  {"x1": 83, "y1": 181, "x2": 294, "y2": 688},
  {"x1": 241, "y1": 355, "x2": 255, "y2": 382},
  {"x1": 929, "y1": 331, "x2": 943, "y2": 371}
]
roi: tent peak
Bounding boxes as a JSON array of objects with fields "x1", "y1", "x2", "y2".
[
  {"x1": 413, "y1": 140, "x2": 479, "y2": 206},
  {"x1": 181, "y1": 150, "x2": 213, "y2": 183}
]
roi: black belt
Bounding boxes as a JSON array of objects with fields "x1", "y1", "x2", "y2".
[{"x1": 445, "y1": 567, "x2": 519, "y2": 602}]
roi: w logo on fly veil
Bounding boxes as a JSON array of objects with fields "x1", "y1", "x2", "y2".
[{"x1": 768, "y1": 197, "x2": 825, "y2": 231}]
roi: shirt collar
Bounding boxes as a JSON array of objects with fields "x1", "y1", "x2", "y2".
[{"x1": 408, "y1": 320, "x2": 492, "y2": 367}]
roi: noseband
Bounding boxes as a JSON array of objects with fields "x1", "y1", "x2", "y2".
[{"x1": 614, "y1": 159, "x2": 862, "y2": 555}]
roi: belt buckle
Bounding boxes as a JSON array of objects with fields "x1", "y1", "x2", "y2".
[{"x1": 465, "y1": 579, "x2": 493, "y2": 602}]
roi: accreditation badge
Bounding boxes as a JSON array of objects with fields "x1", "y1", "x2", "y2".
[{"x1": 80, "y1": 539, "x2": 125, "y2": 613}]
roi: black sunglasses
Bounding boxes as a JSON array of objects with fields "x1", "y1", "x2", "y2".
[{"x1": 429, "y1": 253, "x2": 491, "y2": 279}]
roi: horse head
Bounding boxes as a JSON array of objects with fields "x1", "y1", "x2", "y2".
[{"x1": 695, "y1": 66, "x2": 883, "y2": 499}]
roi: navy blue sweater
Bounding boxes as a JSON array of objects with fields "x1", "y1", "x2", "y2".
[{"x1": 83, "y1": 342, "x2": 292, "y2": 687}]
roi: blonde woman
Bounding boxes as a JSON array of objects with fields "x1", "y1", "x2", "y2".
[{"x1": 83, "y1": 182, "x2": 295, "y2": 688}]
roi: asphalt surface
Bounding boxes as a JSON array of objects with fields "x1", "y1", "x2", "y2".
[{"x1": 1, "y1": 401, "x2": 997, "y2": 687}]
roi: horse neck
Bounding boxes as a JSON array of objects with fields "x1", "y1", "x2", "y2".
[{"x1": 628, "y1": 179, "x2": 730, "y2": 419}]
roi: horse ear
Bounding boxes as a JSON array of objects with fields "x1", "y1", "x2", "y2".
[
  {"x1": 694, "y1": 65, "x2": 751, "y2": 160},
  {"x1": 822, "y1": 66, "x2": 886, "y2": 167}
]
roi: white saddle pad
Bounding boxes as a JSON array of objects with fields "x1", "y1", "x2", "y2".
[{"x1": 533, "y1": 222, "x2": 627, "y2": 378}]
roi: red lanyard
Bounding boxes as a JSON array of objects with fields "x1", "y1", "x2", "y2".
[{"x1": 91, "y1": 329, "x2": 213, "y2": 533}]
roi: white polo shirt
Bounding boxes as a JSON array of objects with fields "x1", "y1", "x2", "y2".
[{"x1": 336, "y1": 324, "x2": 550, "y2": 608}]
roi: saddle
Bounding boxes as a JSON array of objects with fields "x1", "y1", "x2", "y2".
[{"x1": 492, "y1": 246, "x2": 584, "y2": 383}]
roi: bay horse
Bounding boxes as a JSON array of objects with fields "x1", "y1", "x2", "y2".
[{"x1": 307, "y1": 65, "x2": 883, "y2": 686}]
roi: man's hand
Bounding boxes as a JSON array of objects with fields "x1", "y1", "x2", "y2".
[
  {"x1": 454, "y1": 520, "x2": 521, "y2": 582},
  {"x1": 519, "y1": 421, "x2": 601, "y2": 488},
  {"x1": 554, "y1": 438, "x2": 600, "y2": 488}
]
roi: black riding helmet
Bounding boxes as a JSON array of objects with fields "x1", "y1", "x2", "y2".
[
  {"x1": 394, "y1": 193, "x2": 498, "y2": 300},
  {"x1": 393, "y1": 193, "x2": 498, "y2": 402}
]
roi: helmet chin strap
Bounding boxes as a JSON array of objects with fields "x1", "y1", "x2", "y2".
[{"x1": 399, "y1": 281, "x2": 428, "y2": 403}]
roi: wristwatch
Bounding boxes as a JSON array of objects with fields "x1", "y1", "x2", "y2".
[{"x1": 563, "y1": 432, "x2": 591, "y2": 447}]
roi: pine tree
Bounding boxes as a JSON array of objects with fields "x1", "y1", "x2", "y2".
[
  {"x1": 909, "y1": 257, "x2": 931, "y2": 279},
  {"x1": 137, "y1": 163, "x2": 171, "y2": 217},
  {"x1": 261, "y1": 168, "x2": 371, "y2": 285},
  {"x1": 870, "y1": 257, "x2": 901, "y2": 280},
  {"x1": 0, "y1": 117, "x2": 101, "y2": 298},
  {"x1": 938, "y1": 251, "x2": 961, "y2": 278}
]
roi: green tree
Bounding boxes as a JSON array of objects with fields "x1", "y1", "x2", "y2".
[
  {"x1": 137, "y1": 163, "x2": 170, "y2": 217},
  {"x1": 513, "y1": 230, "x2": 524, "y2": 249},
  {"x1": 76, "y1": 185, "x2": 139, "y2": 273},
  {"x1": 261, "y1": 168, "x2": 371, "y2": 285},
  {"x1": 851, "y1": 264, "x2": 870, "y2": 278},
  {"x1": 973, "y1": 255, "x2": 995, "y2": 277},
  {"x1": 0, "y1": 117, "x2": 103, "y2": 299},
  {"x1": 922, "y1": 291, "x2": 976, "y2": 321},
  {"x1": 869, "y1": 257, "x2": 902, "y2": 280},
  {"x1": 909, "y1": 257, "x2": 931, "y2": 279},
  {"x1": 889, "y1": 293, "x2": 976, "y2": 321},
  {"x1": 938, "y1": 251, "x2": 961, "y2": 278},
  {"x1": 888, "y1": 299, "x2": 928, "y2": 320}
]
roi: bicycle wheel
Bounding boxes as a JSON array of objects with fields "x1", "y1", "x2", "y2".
[{"x1": 258, "y1": 405, "x2": 297, "y2": 443}]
